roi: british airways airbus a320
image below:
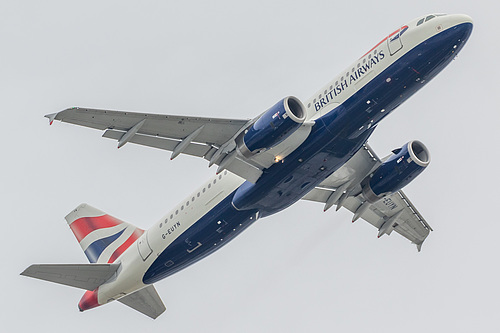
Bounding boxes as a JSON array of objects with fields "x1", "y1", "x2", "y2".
[{"x1": 23, "y1": 14, "x2": 472, "y2": 319}]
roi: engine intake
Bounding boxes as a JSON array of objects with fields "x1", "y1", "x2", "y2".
[
  {"x1": 239, "y1": 96, "x2": 306, "y2": 156},
  {"x1": 362, "y1": 140, "x2": 430, "y2": 203}
]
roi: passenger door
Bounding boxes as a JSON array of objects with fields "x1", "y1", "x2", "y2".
[
  {"x1": 137, "y1": 232, "x2": 153, "y2": 261},
  {"x1": 387, "y1": 27, "x2": 403, "y2": 56}
]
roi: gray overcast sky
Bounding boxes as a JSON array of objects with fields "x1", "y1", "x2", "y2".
[{"x1": 3, "y1": 1, "x2": 499, "y2": 332}]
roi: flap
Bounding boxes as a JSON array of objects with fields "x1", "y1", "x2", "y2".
[{"x1": 103, "y1": 129, "x2": 213, "y2": 158}]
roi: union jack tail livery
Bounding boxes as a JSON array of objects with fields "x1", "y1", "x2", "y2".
[
  {"x1": 66, "y1": 204, "x2": 144, "y2": 263},
  {"x1": 21, "y1": 204, "x2": 166, "y2": 318}
]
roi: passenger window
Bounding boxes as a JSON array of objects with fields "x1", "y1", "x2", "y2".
[
  {"x1": 307, "y1": 103, "x2": 311, "y2": 108},
  {"x1": 208, "y1": 183, "x2": 211, "y2": 189},
  {"x1": 202, "y1": 188, "x2": 206, "y2": 193},
  {"x1": 181, "y1": 205, "x2": 184, "y2": 210},
  {"x1": 319, "y1": 94, "x2": 322, "y2": 99},
  {"x1": 175, "y1": 210, "x2": 178, "y2": 215},
  {"x1": 186, "y1": 201, "x2": 189, "y2": 206},
  {"x1": 170, "y1": 214, "x2": 173, "y2": 219}
]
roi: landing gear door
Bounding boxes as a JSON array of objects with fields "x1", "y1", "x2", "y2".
[
  {"x1": 387, "y1": 27, "x2": 403, "y2": 56},
  {"x1": 137, "y1": 232, "x2": 153, "y2": 261}
]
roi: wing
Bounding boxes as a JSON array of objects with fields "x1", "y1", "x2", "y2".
[
  {"x1": 47, "y1": 107, "x2": 249, "y2": 146},
  {"x1": 47, "y1": 107, "x2": 314, "y2": 183},
  {"x1": 46, "y1": 107, "x2": 265, "y2": 181},
  {"x1": 302, "y1": 143, "x2": 432, "y2": 251}
]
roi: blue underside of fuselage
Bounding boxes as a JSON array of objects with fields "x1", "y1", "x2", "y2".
[{"x1": 143, "y1": 22, "x2": 472, "y2": 284}]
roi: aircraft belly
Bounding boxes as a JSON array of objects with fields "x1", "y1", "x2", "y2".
[
  {"x1": 234, "y1": 23, "x2": 472, "y2": 215},
  {"x1": 143, "y1": 21, "x2": 473, "y2": 286},
  {"x1": 143, "y1": 191, "x2": 258, "y2": 284}
]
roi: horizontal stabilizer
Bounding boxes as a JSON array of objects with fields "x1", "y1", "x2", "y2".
[
  {"x1": 21, "y1": 263, "x2": 120, "y2": 291},
  {"x1": 118, "y1": 285, "x2": 166, "y2": 319}
]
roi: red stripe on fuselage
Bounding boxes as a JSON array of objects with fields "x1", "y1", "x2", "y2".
[
  {"x1": 70, "y1": 215, "x2": 123, "y2": 242},
  {"x1": 361, "y1": 25, "x2": 408, "y2": 58},
  {"x1": 107, "y1": 228, "x2": 144, "y2": 263}
]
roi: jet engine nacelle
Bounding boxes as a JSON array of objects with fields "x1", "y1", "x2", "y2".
[
  {"x1": 238, "y1": 96, "x2": 306, "y2": 156},
  {"x1": 362, "y1": 140, "x2": 430, "y2": 203}
]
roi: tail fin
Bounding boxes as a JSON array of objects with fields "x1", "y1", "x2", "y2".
[{"x1": 66, "y1": 204, "x2": 144, "y2": 263}]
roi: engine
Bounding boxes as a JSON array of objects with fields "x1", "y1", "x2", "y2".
[
  {"x1": 238, "y1": 96, "x2": 306, "y2": 156},
  {"x1": 362, "y1": 140, "x2": 430, "y2": 203}
]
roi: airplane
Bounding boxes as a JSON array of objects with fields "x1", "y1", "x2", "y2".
[{"x1": 22, "y1": 14, "x2": 473, "y2": 319}]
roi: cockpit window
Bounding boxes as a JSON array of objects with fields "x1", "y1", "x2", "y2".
[
  {"x1": 418, "y1": 14, "x2": 445, "y2": 26},
  {"x1": 425, "y1": 15, "x2": 435, "y2": 22}
]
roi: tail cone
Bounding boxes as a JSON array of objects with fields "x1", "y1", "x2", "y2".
[{"x1": 78, "y1": 289, "x2": 101, "y2": 312}]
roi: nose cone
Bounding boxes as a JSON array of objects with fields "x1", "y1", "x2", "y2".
[
  {"x1": 447, "y1": 14, "x2": 473, "y2": 40},
  {"x1": 451, "y1": 17, "x2": 473, "y2": 47},
  {"x1": 450, "y1": 14, "x2": 473, "y2": 25},
  {"x1": 78, "y1": 289, "x2": 101, "y2": 312},
  {"x1": 433, "y1": 14, "x2": 473, "y2": 53}
]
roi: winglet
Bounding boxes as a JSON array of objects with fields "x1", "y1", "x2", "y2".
[{"x1": 44, "y1": 113, "x2": 58, "y2": 125}]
